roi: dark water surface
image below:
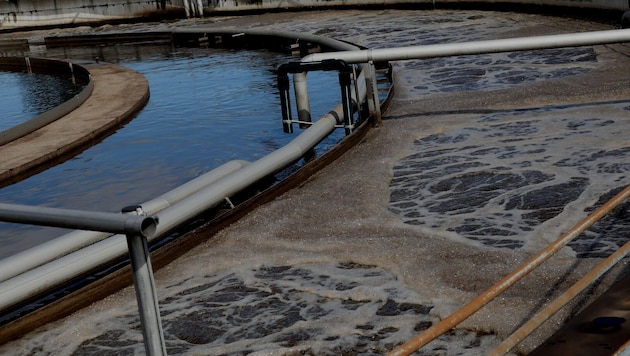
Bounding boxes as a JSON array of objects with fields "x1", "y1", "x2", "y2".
[
  {"x1": 0, "y1": 71, "x2": 83, "y2": 130},
  {"x1": 0, "y1": 45, "x2": 343, "y2": 258},
  {"x1": 1, "y1": 8, "x2": 629, "y2": 356}
]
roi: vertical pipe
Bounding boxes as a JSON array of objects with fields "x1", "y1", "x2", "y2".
[
  {"x1": 126, "y1": 233, "x2": 166, "y2": 356},
  {"x1": 293, "y1": 71, "x2": 311, "y2": 127},
  {"x1": 277, "y1": 70, "x2": 293, "y2": 133},
  {"x1": 123, "y1": 206, "x2": 165, "y2": 356},
  {"x1": 338, "y1": 68, "x2": 354, "y2": 135},
  {"x1": 195, "y1": 0, "x2": 203, "y2": 17},
  {"x1": 183, "y1": 0, "x2": 190, "y2": 18},
  {"x1": 25, "y1": 57, "x2": 32, "y2": 74}
]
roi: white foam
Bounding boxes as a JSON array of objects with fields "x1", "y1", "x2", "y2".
[{"x1": 2, "y1": 8, "x2": 629, "y2": 356}]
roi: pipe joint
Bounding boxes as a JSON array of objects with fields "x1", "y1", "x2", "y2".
[{"x1": 122, "y1": 205, "x2": 158, "y2": 238}]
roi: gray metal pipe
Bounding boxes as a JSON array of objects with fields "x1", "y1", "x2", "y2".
[
  {"x1": 140, "y1": 159, "x2": 250, "y2": 215},
  {"x1": 152, "y1": 109, "x2": 342, "y2": 233},
  {"x1": 126, "y1": 232, "x2": 166, "y2": 356},
  {"x1": 302, "y1": 28, "x2": 630, "y2": 64},
  {"x1": 0, "y1": 203, "x2": 157, "y2": 238},
  {"x1": 291, "y1": 38, "x2": 362, "y2": 128},
  {"x1": 0, "y1": 230, "x2": 110, "y2": 283},
  {"x1": 0, "y1": 159, "x2": 248, "y2": 284},
  {"x1": 0, "y1": 233, "x2": 129, "y2": 313},
  {"x1": 0, "y1": 110, "x2": 341, "y2": 314},
  {"x1": 293, "y1": 71, "x2": 312, "y2": 124},
  {"x1": 290, "y1": 62, "x2": 368, "y2": 132},
  {"x1": 0, "y1": 28, "x2": 363, "y2": 316},
  {"x1": 296, "y1": 28, "x2": 630, "y2": 129}
]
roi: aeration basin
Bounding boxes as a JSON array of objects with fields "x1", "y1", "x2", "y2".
[{"x1": 0, "y1": 3, "x2": 629, "y2": 356}]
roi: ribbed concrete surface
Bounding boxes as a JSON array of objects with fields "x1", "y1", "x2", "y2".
[{"x1": 532, "y1": 271, "x2": 630, "y2": 355}]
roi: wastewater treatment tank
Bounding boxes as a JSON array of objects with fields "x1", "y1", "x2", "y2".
[
  {"x1": 0, "y1": 5, "x2": 629, "y2": 355},
  {"x1": 0, "y1": 37, "x2": 352, "y2": 258}
]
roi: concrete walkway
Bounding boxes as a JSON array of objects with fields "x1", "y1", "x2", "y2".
[
  {"x1": 0, "y1": 62, "x2": 149, "y2": 187},
  {"x1": 0, "y1": 9, "x2": 629, "y2": 355}
]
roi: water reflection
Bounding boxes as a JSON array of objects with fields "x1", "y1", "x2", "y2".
[
  {"x1": 0, "y1": 71, "x2": 83, "y2": 130},
  {"x1": 0, "y1": 45, "x2": 344, "y2": 259}
]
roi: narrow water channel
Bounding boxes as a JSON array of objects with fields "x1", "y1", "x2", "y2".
[
  {"x1": 0, "y1": 45, "x2": 344, "y2": 259},
  {"x1": 1, "y1": 8, "x2": 629, "y2": 355},
  {"x1": 0, "y1": 71, "x2": 83, "y2": 131}
]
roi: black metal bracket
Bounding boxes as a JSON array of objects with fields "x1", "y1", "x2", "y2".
[{"x1": 277, "y1": 59, "x2": 355, "y2": 134}]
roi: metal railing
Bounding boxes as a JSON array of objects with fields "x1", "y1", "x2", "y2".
[
  {"x1": 0, "y1": 102, "x2": 347, "y2": 352},
  {"x1": 0, "y1": 107, "x2": 351, "y2": 354},
  {"x1": 388, "y1": 185, "x2": 630, "y2": 356},
  {"x1": 1, "y1": 26, "x2": 630, "y2": 355},
  {"x1": 290, "y1": 27, "x2": 630, "y2": 355},
  {"x1": 278, "y1": 59, "x2": 357, "y2": 135},
  {"x1": 0, "y1": 64, "x2": 375, "y2": 355},
  {"x1": 0, "y1": 203, "x2": 166, "y2": 355},
  {"x1": 295, "y1": 28, "x2": 630, "y2": 134},
  {"x1": 0, "y1": 28, "x2": 380, "y2": 353}
]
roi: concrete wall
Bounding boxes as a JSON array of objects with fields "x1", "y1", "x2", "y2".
[
  {"x1": 205, "y1": 0, "x2": 628, "y2": 12},
  {"x1": 0, "y1": 0, "x2": 628, "y2": 30},
  {"x1": 0, "y1": 0, "x2": 180, "y2": 29}
]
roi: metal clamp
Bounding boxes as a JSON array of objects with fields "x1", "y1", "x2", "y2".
[{"x1": 277, "y1": 59, "x2": 356, "y2": 135}]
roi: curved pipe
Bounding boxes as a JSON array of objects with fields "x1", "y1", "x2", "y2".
[
  {"x1": 140, "y1": 159, "x2": 250, "y2": 215},
  {"x1": 0, "y1": 233, "x2": 131, "y2": 314},
  {"x1": 153, "y1": 107, "x2": 343, "y2": 233},
  {"x1": 387, "y1": 184, "x2": 630, "y2": 356},
  {"x1": 0, "y1": 159, "x2": 249, "y2": 284},
  {"x1": 0, "y1": 27, "x2": 377, "y2": 322},
  {"x1": 0, "y1": 104, "x2": 344, "y2": 314}
]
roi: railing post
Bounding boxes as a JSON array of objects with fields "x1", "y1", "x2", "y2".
[
  {"x1": 277, "y1": 59, "x2": 356, "y2": 135},
  {"x1": 338, "y1": 65, "x2": 354, "y2": 135},
  {"x1": 363, "y1": 61, "x2": 382, "y2": 127},
  {"x1": 277, "y1": 66, "x2": 294, "y2": 133},
  {"x1": 122, "y1": 206, "x2": 166, "y2": 356}
]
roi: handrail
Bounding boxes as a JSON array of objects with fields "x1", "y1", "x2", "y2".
[
  {"x1": 0, "y1": 30, "x2": 393, "y2": 353},
  {"x1": 0, "y1": 203, "x2": 158, "y2": 237},
  {"x1": 490, "y1": 231, "x2": 630, "y2": 355},
  {"x1": 296, "y1": 27, "x2": 630, "y2": 135},
  {"x1": 302, "y1": 28, "x2": 630, "y2": 64},
  {"x1": 0, "y1": 160, "x2": 249, "y2": 283},
  {"x1": 0, "y1": 27, "x2": 376, "y2": 318},
  {"x1": 0, "y1": 62, "x2": 373, "y2": 356},
  {"x1": 388, "y1": 184, "x2": 630, "y2": 356},
  {"x1": 0, "y1": 106, "x2": 342, "y2": 315},
  {"x1": 287, "y1": 27, "x2": 630, "y2": 355},
  {"x1": 0, "y1": 203, "x2": 165, "y2": 355}
]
